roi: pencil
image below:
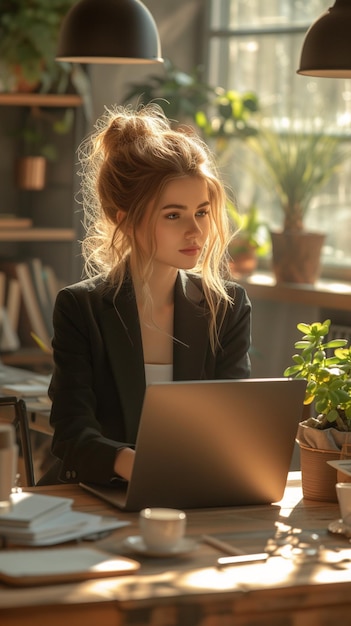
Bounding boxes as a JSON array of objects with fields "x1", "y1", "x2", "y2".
[{"x1": 30, "y1": 331, "x2": 52, "y2": 354}]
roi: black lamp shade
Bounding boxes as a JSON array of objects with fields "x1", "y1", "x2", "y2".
[
  {"x1": 56, "y1": 0, "x2": 163, "y2": 64},
  {"x1": 297, "y1": 0, "x2": 351, "y2": 77}
]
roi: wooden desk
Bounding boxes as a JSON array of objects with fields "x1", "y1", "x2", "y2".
[{"x1": 1, "y1": 473, "x2": 351, "y2": 626}]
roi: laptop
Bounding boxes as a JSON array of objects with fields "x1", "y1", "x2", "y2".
[{"x1": 80, "y1": 378, "x2": 306, "y2": 511}]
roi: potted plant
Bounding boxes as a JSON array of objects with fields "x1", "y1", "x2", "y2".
[
  {"x1": 284, "y1": 319, "x2": 351, "y2": 501},
  {"x1": 226, "y1": 202, "x2": 270, "y2": 277},
  {"x1": 0, "y1": 0, "x2": 78, "y2": 93},
  {"x1": 0, "y1": 0, "x2": 92, "y2": 111},
  {"x1": 15, "y1": 106, "x2": 74, "y2": 190},
  {"x1": 246, "y1": 129, "x2": 350, "y2": 284}
]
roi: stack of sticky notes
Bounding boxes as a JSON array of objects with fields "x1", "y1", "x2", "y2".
[{"x1": 0, "y1": 491, "x2": 129, "y2": 546}]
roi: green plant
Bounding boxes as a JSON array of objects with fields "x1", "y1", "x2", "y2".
[
  {"x1": 123, "y1": 58, "x2": 214, "y2": 122},
  {"x1": 123, "y1": 58, "x2": 259, "y2": 139},
  {"x1": 246, "y1": 129, "x2": 350, "y2": 232},
  {"x1": 0, "y1": 0, "x2": 92, "y2": 106},
  {"x1": 195, "y1": 88, "x2": 259, "y2": 142},
  {"x1": 284, "y1": 319, "x2": 351, "y2": 431},
  {"x1": 0, "y1": 0, "x2": 74, "y2": 91},
  {"x1": 17, "y1": 107, "x2": 74, "y2": 161},
  {"x1": 227, "y1": 202, "x2": 270, "y2": 257}
]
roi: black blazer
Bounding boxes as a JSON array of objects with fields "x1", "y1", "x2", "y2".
[{"x1": 48, "y1": 271, "x2": 251, "y2": 484}]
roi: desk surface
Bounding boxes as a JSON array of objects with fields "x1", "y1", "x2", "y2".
[{"x1": 1, "y1": 473, "x2": 351, "y2": 626}]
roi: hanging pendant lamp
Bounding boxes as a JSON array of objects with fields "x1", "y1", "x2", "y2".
[
  {"x1": 56, "y1": 0, "x2": 163, "y2": 64},
  {"x1": 297, "y1": 0, "x2": 351, "y2": 77}
]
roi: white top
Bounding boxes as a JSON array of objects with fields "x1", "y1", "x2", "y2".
[{"x1": 145, "y1": 363, "x2": 173, "y2": 386}]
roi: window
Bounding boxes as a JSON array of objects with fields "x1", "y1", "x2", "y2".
[{"x1": 206, "y1": 0, "x2": 351, "y2": 279}]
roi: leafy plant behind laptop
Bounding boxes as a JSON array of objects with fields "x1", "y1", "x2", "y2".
[{"x1": 284, "y1": 319, "x2": 351, "y2": 431}]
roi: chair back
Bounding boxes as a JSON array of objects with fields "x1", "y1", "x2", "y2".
[{"x1": 0, "y1": 396, "x2": 35, "y2": 486}]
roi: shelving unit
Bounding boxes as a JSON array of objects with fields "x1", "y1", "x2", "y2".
[
  {"x1": 0, "y1": 92, "x2": 85, "y2": 283},
  {"x1": 0, "y1": 92, "x2": 86, "y2": 364}
]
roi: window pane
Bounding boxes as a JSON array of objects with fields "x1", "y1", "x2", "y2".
[
  {"x1": 210, "y1": 0, "x2": 326, "y2": 29},
  {"x1": 207, "y1": 0, "x2": 351, "y2": 276}
]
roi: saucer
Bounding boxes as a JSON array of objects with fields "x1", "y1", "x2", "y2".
[
  {"x1": 328, "y1": 519, "x2": 351, "y2": 538},
  {"x1": 123, "y1": 535, "x2": 198, "y2": 557}
]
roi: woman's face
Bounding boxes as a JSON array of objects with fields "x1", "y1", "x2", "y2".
[{"x1": 137, "y1": 176, "x2": 211, "y2": 271}]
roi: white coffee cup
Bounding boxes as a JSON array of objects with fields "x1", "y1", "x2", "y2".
[
  {"x1": 139, "y1": 507, "x2": 187, "y2": 552},
  {"x1": 336, "y1": 482, "x2": 351, "y2": 526},
  {"x1": 0, "y1": 424, "x2": 18, "y2": 511}
]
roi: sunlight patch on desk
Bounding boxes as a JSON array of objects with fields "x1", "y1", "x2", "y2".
[
  {"x1": 177, "y1": 558, "x2": 296, "y2": 592},
  {"x1": 275, "y1": 472, "x2": 304, "y2": 516},
  {"x1": 82, "y1": 570, "x2": 178, "y2": 601}
]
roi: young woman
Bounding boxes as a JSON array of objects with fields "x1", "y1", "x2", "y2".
[{"x1": 44, "y1": 104, "x2": 251, "y2": 485}]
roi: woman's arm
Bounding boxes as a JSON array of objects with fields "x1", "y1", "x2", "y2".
[{"x1": 49, "y1": 285, "x2": 135, "y2": 484}]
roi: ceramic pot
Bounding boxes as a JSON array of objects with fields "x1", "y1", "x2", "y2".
[
  {"x1": 297, "y1": 422, "x2": 351, "y2": 502},
  {"x1": 228, "y1": 240, "x2": 258, "y2": 278},
  {"x1": 270, "y1": 230, "x2": 325, "y2": 285},
  {"x1": 15, "y1": 156, "x2": 46, "y2": 190},
  {"x1": 299, "y1": 444, "x2": 340, "y2": 502}
]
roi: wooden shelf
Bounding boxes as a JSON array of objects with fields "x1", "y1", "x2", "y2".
[
  {"x1": 0, "y1": 93, "x2": 82, "y2": 107},
  {"x1": 1, "y1": 348, "x2": 53, "y2": 373},
  {"x1": 0, "y1": 228, "x2": 76, "y2": 242},
  {"x1": 241, "y1": 272, "x2": 351, "y2": 311}
]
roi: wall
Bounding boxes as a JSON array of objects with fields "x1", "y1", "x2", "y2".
[{"x1": 90, "y1": 0, "x2": 205, "y2": 119}]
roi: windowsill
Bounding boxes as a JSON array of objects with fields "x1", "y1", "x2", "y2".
[{"x1": 240, "y1": 271, "x2": 351, "y2": 310}]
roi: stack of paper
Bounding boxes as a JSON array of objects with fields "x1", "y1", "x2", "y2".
[{"x1": 0, "y1": 491, "x2": 129, "y2": 546}]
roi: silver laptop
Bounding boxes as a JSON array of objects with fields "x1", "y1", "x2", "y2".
[{"x1": 80, "y1": 378, "x2": 306, "y2": 511}]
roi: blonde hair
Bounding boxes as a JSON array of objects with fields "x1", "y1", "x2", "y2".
[{"x1": 78, "y1": 103, "x2": 234, "y2": 350}]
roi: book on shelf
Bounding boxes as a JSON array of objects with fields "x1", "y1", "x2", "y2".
[
  {"x1": 0, "y1": 259, "x2": 53, "y2": 349},
  {"x1": 0, "y1": 271, "x2": 5, "y2": 308},
  {"x1": 0, "y1": 272, "x2": 20, "y2": 351},
  {"x1": 28, "y1": 257, "x2": 54, "y2": 337},
  {"x1": 13, "y1": 261, "x2": 51, "y2": 348},
  {"x1": 42, "y1": 264, "x2": 62, "y2": 307},
  {"x1": 0, "y1": 307, "x2": 20, "y2": 352},
  {"x1": 6, "y1": 277, "x2": 21, "y2": 335}
]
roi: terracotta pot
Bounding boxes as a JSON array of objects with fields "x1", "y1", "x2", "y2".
[
  {"x1": 228, "y1": 252, "x2": 257, "y2": 278},
  {"x1": 270, "y1": 230, "x2": 325, "y2": 285},
  {"x1": 297, "y1": 422, "x2": 351, "y2": 502},
  {"x1": 299, "y1": 444, "x2": 340, "y2": 502},
  {"x1": 11, "y1": 65, "x2": 40, "y2": 93},
  {"x1": 15, "y1": 156, "x2": 46, "y2": 190},
  {"x1": 228, "y1": 240, "x2": 258, "y2": 278}
]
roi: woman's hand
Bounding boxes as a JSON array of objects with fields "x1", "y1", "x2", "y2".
[{"x1": 114, "y1": 447, "x2": 135, "y2": 481}]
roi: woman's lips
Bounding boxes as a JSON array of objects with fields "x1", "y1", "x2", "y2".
[{"x1": 179, "y1": 247, "x2": 200, "y2": 256}]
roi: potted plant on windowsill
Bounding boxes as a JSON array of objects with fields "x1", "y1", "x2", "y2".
[
  {"x1": 246, "y1": 129, "x2": 350, "y2": 285},
  {"x1": 226, "y1": 202, "x2": 270, "y2": 278},
  {"x1": 284, "y1": 319, "x2": 351, "y2": 501}
]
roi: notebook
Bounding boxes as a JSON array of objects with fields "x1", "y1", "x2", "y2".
[{"x1": 80, "y1": 378, "x2": 306, "y2": 511}]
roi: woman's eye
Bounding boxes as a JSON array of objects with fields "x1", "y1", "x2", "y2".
[
  {"x1": 196, "y1": 210, "x2": 210, "y2": 218},
  {"x1": 165, "y1": 213, "x2": 179, "y2": 220}
]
